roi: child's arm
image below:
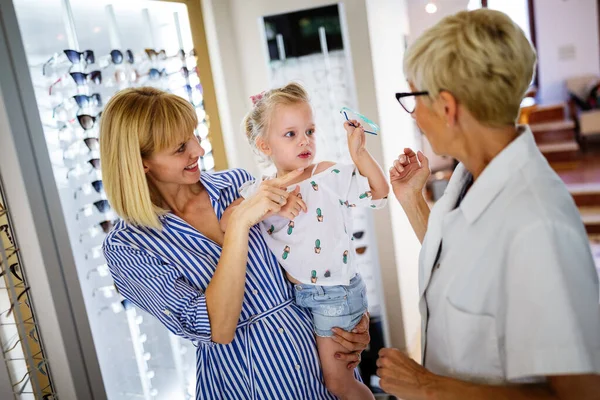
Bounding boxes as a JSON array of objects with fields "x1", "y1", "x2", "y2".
[{"x1": 344, "y1": 120, "x2": 390, "y2": 200}]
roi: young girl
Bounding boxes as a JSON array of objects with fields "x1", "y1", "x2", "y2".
[{"x1": 221, "y1": 83, "x2": 388, "y2": 399}]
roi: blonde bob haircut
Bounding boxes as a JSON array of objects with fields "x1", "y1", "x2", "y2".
[
  {"x1": 404, "y1": 9, "x2": 537, "y2": 127},
  {"x1": 99, "y1": 87, "x2": 198, "y2": 229}
]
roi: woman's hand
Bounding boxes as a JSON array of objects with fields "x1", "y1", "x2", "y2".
[
  {"x1": 344, "y1": 119, "x2": 367, "y2": 161},
  {"x1": 331, "y1": 313, "x2": 370, "y2": 369},
  {"x1": 376, "y1": 348, "x2": 435, "y2": 400},
  {"x1": 233, "y1": 169, "x2": 304, "y2": 229},
  {"x1": 277, "y1": 185, "x2": 307, "y2": 220},
  {"x1": 389, "y1": 148, "x2": 430, "y2": 202}
]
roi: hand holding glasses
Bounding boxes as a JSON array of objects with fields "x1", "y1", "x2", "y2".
[{"x1": 340, "y1": 107, "x2": 379, "y2": 135}]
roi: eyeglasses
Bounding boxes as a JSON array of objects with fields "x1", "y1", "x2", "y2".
[
  {"x1": 352, "y1": 231, "x2": 364, "y2": 240},
  {"x1": 43, "y1": 49, "x2": 95, "y2": 76},
  {"x1": 109, "y1": 49, "x2": 134, "y2": 65},
  {"x1": 76, "y1": 200, "x2": 111, "y2": 220},
  {"x1": 77, "y1": 112, "x2": 102, "y2": 130},
  {"x1": 71, "y1": 71, "x2": 102, "y2": 85},
  {"x1": 395, "y1": 91, "x2": 429, "y2": 114},
  {"x1": 148, "y1": 68, "x2": 167, "y2": 80},
  {"x1": 74, "y1": 180, "x2": 103, "y2": 199},
  {"x1": 340, "y1": 107, "x2": 379, "y2": 135},
  {"x1": 74, "y1": 94, "x2": 102, "y2": 108},
  {"x1": 49, "y1": 71, "x2": 102, "y2": 95},
  {"x1": 144, "y1": 48, "x2": 167, "y2": 61},
  {"x1": 1, "y1": 224, "x2": 15, "y2": 246},
  {"x1": 0, "y1": 263, "x2": 23, "y2": 282}
]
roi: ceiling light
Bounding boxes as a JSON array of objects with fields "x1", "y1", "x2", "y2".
[{"x1": 426, "y1": 2, "x2": 438, "y2": 13}]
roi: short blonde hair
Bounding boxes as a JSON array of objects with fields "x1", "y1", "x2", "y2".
[
  {"x1": 242, "y1": 82, "x2": 310, "y2": 161},
  {"x1": 99, "y1": 87, "x2": 198, "y2": 229},
  {"x1": 404, "y1": 9, "x2": 537, "y2": 127}
]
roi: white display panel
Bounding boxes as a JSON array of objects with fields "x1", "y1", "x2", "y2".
[{"x1": 12, "y1": 1, "x2": 208, "y2": 398}]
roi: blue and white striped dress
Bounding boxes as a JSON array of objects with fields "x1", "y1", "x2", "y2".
[{"x1": 103, "y1": 169, "x2": 349, "y2": 399}]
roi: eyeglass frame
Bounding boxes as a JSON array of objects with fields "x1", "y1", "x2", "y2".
[{"x1": 395, "y1": 91, "x2": 429, "y2": 113}]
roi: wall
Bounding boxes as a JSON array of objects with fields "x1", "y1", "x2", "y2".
[
  {"x1": 365, "y1": 0, "x2": 424, "y2": 359},
  {"x1": 406, "y1": 0, "x2": 469, "y2": 45},
  {"x1": 534, "y1": 0, "x2": 600, "y2": 104}
]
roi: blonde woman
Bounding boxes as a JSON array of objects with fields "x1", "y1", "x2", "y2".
[
  {"x1": 377, "y1": 9, "x2": 600, "y2": 399},
  {"x1": 99, "y1": 87, "x2": 369, "y2": 399}
]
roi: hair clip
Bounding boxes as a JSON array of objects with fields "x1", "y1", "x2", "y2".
[{"x1": 250, "y1": 91, "x2": 266, "y2": 106}]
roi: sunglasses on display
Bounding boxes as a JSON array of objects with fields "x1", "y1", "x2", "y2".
[
  {"x1": 48, "y1": 71, "x2": 102, "y2": 95},
  {"x1": 42, "y1": 49, "x2": 95, "y2": 76},
  {"x1": 88, "y1": 158, "x2": 101, "y2": 170},
  {"x1": 3, "y1": 286, "x2": 31, "y2": 318},
  {"x1": 79, "y1": 219, "x2": 116, "y2": 243},
  {"x1": 0, "y1": 263, "x2": 23, "y2": 282},
  {"x1": 1, "y1": 245, "x2": 19, "y2": 264},
  {"x1": 170, "y1": 66, "x2": 198, "y2": 79},
  {"x1": 74, "y1": 180, "x2": 103, "y2": 199},
  {"x1": 109, "y1": 49, "x2": 134, "y2": 65},
  {"x1": 352, "y1": 231, "x2": 364, "y2": 240},
  {"x1": 74, "y1": 93, "x2": 102, "y2": 108},
  {"x1": 77, "y1": 112, "x2": 102, "y2": 130},
  {"x1": 52, "y1": 93, "x2": 102, "y2": 119},
  {"x1": 76, "y1": 200, "x2": 111, "y2": 220},
  {"x1": 174, "y1": 48, "x2": 197, "y2": 60},
  {"x1": 144, "y1": 48, "x2": 167, "y2": 61},
  {"x1": 1, "y1": 224, "x2": 15, "y2": 246},
  {"x1": 147, "y1": 68, "x2": 167, "y2": 80}
]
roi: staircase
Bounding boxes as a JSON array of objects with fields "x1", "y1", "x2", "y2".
[{"x1": 527, "y1": 103, "x2": 600, "y2": 247}]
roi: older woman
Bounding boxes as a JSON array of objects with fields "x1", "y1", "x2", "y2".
[
  {"x1": 377, "y1": 9, "x2": 600, "y2": 400},
  {"x1": 99, "y1": 87, "x2": 369, "y2": 399}
]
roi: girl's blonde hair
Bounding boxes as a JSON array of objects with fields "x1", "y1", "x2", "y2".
[
  {"x1": 404, "y1": 9, "x2": 537, "y2": 127},
  {"x1": 99, "y1": 87, "x2": 198, "y2": 229},
  {"x1": 242, "y1": 82, "x2": 310, "y2": 159}
]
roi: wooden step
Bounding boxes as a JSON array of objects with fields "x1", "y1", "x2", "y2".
[
  {"x1": 567, "y1": 183, "x2": 600, "y2": 206},
  {"x1": 528, "y1": 103, "x2": 566, "y2": 124},
  {"x1": 530, "y1": 120, "x2": 577, "y2": 144},
  {"x1": 538, "y1": 141, "x2": 581, "y2": 162},
  {"x1": 579, "y1": 207, "x2": 600, "y2": 234}
]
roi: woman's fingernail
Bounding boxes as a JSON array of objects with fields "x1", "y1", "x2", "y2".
[
  {"x1": 352, "y1": 329, "x2": 358, "y2": 333},
  {"x1": 335, "y1": 354, "x2": 341, "y2": 359}
]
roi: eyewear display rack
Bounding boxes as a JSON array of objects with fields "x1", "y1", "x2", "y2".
[
  {"x1": 7, "y1": 0, "x2": 214, "y2": 398},
  {"x1": 0, "y1": 176, "x2": 57, "y2": 400}
]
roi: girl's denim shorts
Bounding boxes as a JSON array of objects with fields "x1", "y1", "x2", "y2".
[{"x1": 293, "y1": 274, "x2": 368, "y2": 337}]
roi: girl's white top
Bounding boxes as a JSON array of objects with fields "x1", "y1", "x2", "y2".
[{"x1": 239, "y1": 163, "x2": 386, "y2": 286}]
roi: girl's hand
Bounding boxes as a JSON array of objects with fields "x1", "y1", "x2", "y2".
[
  {"x1": 344, "y1": 120, "x2": 367, "y2": 161},
  {"x1": 331, "y1": 313, "x2": 370, "y2": 369},
  {"x1": 389, "y1": 148, "x2": 430, "y2": 202},
  {"x1": 277, "y1": 185, "x2": 307, "y2": 220},
  {"x1": 233, "y1": 169, "x2": 304, "y2": 229}
]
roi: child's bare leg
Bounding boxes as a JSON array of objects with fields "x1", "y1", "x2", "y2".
[{"x1": 317, "y1": 335, "x2": 374, "y2": 400}]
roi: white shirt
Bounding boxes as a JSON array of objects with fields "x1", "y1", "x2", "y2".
[
  {"x1": 240, "y1": 163, "x2": 386, "y2": 286},
  {"x1": 420, "y1": 126, "x2": 600, "y2": 384}
]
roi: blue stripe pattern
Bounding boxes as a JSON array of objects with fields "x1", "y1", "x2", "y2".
[{"x1": 103, "y1": 169, "x2": 348, "y2": 399}]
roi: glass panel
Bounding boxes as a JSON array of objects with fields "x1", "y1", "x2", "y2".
[{"x1": 13, "y1": 1, "x2": 205, "y2": 398}]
